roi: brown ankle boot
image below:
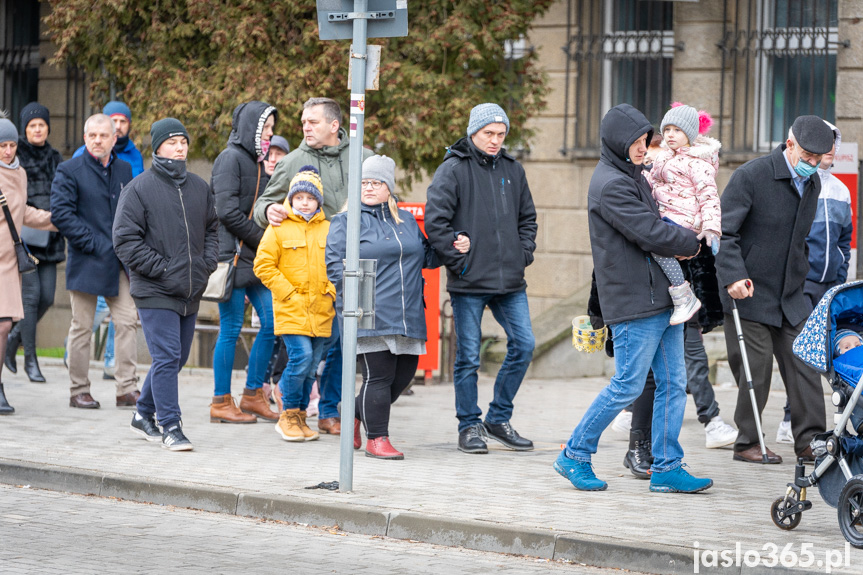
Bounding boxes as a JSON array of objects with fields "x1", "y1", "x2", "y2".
[
  {"x1": 210, "y1": 394, "x2": 256, "y2": 423},
  {"x1": 297, "y1": 410, "x2": 319, "y2": 441},
  {"x1": 240, "y1": 387, "x2": 279, "y2": 421}
]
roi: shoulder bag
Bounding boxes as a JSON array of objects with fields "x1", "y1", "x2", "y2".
[
  {"x1": 0, "y1": 189, "x2": 39, "y2": 274},
  {"x1": 202, "y1": 164, "x2": 261, "y2": 302}
]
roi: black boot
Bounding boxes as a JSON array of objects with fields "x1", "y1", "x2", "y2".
[
  {"x1": 0, "y1": 383, "x2": 15, "y2": 415},
  {"x1": 623, "y1": 429, "x2": 653, "y2": 479},
  {"x1": 4, "y1": 330, "x2": 20, "y2": 374},
  {"x1": 24, "y1": 354, "x2": 46, "y2": 383}
]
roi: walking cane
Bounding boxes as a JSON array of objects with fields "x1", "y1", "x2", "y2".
[{"x1": 731, "y1": 293, "x2": 770, "y2": 464}]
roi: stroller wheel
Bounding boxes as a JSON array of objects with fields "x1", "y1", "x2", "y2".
[
  {"x1": 770, "y1": 497, "x2": 802, "y2": 530},
  {"x1": 838, "y1": 476, "x2": 863, "y2": 548}
]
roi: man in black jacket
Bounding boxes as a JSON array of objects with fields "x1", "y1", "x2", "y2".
[
  {"x1": 555, "y1": 104, "x2": 711, "y2": 494},
  {"x1": 113, "y1": 118, "x2": 219, "y2": 451},
  {"x1": 715, "y1": 115, "x2": 833, "y2": 464},
  {"x1": 425, "y1": 103, "x2": 537, "y2": 454}
]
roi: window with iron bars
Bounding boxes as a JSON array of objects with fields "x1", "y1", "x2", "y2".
[
  {"x1": 561, "y1": 0, "x2": 674, "y2": 157},
  {"x1": 718, "y1": 0, "x2": 844, "y2": 156}
]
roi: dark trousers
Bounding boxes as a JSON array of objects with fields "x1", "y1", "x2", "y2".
[
  {"x1": 136, "y1": 308, "x2": 196, "y2": 429},
  {"x1": 724, "y1": 314, "x2": 826, "y2": 453},
  {"x1": 10, "y1": 262, "x2": 57, "y2": 354},
  {"x1": 684, "y1": 320, "x2": 720, "y2": 424},
  {"x1": 356, "y1": 351, "x2": 418, "y2": 439},
  {"x1": 630, "y1": 371, "x2": 656, "y2": 431}
]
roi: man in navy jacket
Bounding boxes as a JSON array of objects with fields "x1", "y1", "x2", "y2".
[{"x1": 51, "y1": 114, "x2": 139, "y2": 409}]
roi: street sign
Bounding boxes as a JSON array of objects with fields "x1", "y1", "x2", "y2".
[{"x1": 316, "y1": 0, "x2": 408, "y2": 40}]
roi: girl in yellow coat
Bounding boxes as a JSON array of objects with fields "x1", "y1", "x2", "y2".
[{"x1": 254, "y1": 166, "x2": 335, "y2": 442}]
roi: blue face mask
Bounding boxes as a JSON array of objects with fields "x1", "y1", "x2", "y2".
[{"x1": 793, "y1": 147, "x2": 818, "y2": 178}]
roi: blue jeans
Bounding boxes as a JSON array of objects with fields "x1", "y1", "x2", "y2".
[
  {"x1": 213, "y1": 283, "x2": 275, "y2": 395},
  {"x1": 318, "y1": 320, "x2": 342, "y2": 420},
  {"x1": 451, "y1": 290, "x2": 535, "y2": 433},
  {"x1": 564, "y1": 310, "x2": 687, "y2": 472},
  {"x1": 136, "y1": 309, "x2": 196, "y2": 429},
  {"x1": 94, "y1": 296, "x2": 114, "y2": 368},
  {"x1": 279, "y1": 335, "x2": 326, "y2": 410}
]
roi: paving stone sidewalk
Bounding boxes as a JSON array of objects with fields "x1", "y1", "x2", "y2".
[{"x1": 0, "y1": 359, "x2": 859, "y2": 574}]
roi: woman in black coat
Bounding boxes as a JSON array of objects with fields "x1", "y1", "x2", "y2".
[{"x1": 4, "y1": 103, "x2": 65, "y2": 383}]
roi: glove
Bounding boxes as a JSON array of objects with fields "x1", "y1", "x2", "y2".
[{"x1": 697, "y1": 230, "x2": 720, "y2": 256}]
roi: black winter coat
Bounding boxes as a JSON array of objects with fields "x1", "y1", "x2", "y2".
[
  {"x1": 113, "y1": 159, "x2": 219, "y2": 316},
  {"x1": 715, "y1": 144, "x2": 820, "y2": 327},
  {"x1": 17, "y1": 137, "x2": 65, "y2": 263},
  {"x1": 425, "y1": 137, "x2": 537, "y2": 294},
  {"x1": 212, "y1": 100, "x2": 277, "y2": 289},
  {"x1": 588, "y1": 104, "x2": 700, "y2": 325}
]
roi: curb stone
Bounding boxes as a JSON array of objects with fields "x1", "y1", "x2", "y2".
[{"x1": 0, "y1": 460, "x2": 829, "y2": 575}]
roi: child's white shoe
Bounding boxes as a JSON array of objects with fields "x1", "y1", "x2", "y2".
[{"x1": 668, "y1": 281, "x2": 701, "y2": 325}]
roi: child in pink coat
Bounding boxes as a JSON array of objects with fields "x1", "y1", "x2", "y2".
[{"x1": 648, "y1": 102, "x2": 722, "y2": 325}]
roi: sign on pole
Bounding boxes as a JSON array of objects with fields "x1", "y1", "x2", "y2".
[{"x1": 316, "y1": 0, "x2": 408, "y2": 493}]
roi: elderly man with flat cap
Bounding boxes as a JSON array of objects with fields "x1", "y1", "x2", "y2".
[{"x1": 716, "y1": 115, "x2": 835, "y2": 464}]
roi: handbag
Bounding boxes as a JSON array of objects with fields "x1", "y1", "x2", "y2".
[
  {"x1": 0, "y1": 189, "x2": 39, "y2": 274},
  {"x1": 20, "y1": 226, "x2": 50, "y2": 248},
  {"x1": 202, "y1": 165, "x2": 261, "y2": 302}
]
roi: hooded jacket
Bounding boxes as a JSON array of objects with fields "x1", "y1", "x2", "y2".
[
  {"x1": 254, "y1": 210, "x2": 335, "y2": 337},
  {"x1": 212, "y1": 100, "x2": 277, "y2": 288},
  {"x1": 253, "y1": 127, "x2": 373, "y2": 226},
  {"x1": 326, "y1": 202, "x2": 439, "y2": 341},
  {"x1": 588, "y1": 104, "x2": 700, "y2": 325},
  {"x1": 50, "y1": 151, "x2": 133, "y2": 297},
  {"x1": 806, "y1": 123, "x2": 853, "y2": 286},
  {"x1": 715, "y1": 144, "x2": 820, "y2": 327},
  {"x1": 113, "y1": 158, "x2": 219, "y2": 316},
  {"x1": 648, "y1": 135, "x2": 722, "y2": 235},
  {"x1": 17, "y1": 136, "x2": 65, "y2": 263},
  {"x1": 424, "y1": 137, "x2": 537, "y2": 294}
]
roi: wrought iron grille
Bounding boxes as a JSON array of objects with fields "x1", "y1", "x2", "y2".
[
  {"x1": 718, "y1": 0, "x2": 845, "y2": 156},
  {"x1": 561, "y1": 0, "x2": 673, "y2": 157},
  {"x1": 0, "y1": 0, "x2": 40, "y2": 124}
]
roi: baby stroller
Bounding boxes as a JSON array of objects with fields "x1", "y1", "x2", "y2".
[{"x1": 772, "y1": 280, "x2": 863, "y2": 547}]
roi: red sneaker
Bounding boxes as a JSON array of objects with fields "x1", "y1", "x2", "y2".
[
  {"x1": 354, "y1": 418, "x2": 362, "y2": 450},
  {"x1": 365, "y1": 436, "x2": 404, "y2": 460}
]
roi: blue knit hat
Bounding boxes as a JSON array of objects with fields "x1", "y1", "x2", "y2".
[
  {"x1": 103, "y1": 101, "x2": 131, "y2": 120},
  {"x1": 287, "y1": 165, "x2": 324, "y2": 207},
  {"x1": 467, "y1": 103, "x2": 510, "y2": 137},
  {"x1": 833, "y1": 329, "x2": 863, "y2": 356}
]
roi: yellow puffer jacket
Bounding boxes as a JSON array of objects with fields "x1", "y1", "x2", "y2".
[{"x1": 254, "y1": 210, "x2": 335, "y2": 337}]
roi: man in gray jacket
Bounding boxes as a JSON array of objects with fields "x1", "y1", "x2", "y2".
[
  {"x1": 716, "y1": 115, "x2": 833, "y2": 464},
  {"x1": 253, "y1": 97, "x2": 373, "y2": 436}
]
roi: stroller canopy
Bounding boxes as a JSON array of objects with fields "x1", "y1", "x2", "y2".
[{"x1": 793, "y1": 280, "x2": 863, "y2": 374}]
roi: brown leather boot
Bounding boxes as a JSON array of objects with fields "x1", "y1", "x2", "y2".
[
  {"x1": 240, "y1": 387, "x2": 279, "y2": 421},
  {"x1": 297, "y1": 411, "x2": 319, "y2": 441},
  {"x1": 210, "y1": 394, "x2": 256, "y2": 423}
]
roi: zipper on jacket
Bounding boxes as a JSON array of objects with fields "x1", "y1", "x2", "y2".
[
  {"x1": 645, "y1": 256, "x2": 655, "y2": 305},
  {"x1": 819, "y1": 196, "x2": 830, "y2": 283},
  {"x1": 380, "y1": 204, "x2": 408, "y2": 334},
  {"x1": 177, "y1": 187, "x2": 194, "y2": 299},
  {"x1": 484, "y1": 163, "x2": 506, "y2": 289}
]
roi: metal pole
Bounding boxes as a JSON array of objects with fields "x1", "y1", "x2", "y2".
[{"x1": 339, "y1": 0, "x2": 368, "y2": 492}]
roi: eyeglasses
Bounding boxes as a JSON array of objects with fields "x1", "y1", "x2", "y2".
[{"x1": 361, "y1": 180, "x2": 384, "y2": 190}]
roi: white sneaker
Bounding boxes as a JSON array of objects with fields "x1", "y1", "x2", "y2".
[
  {"x1": 669, "y1": 281, "x2": 702, "y2": 325},
  {"x1": 611, "y1": 410, "x2": 632, "y2": 434},
  {"x1": 704, "y1": 415, "x2": 738, "y2": 448},
  {"x1": 776, "y1": 420, "x2": 793, "y2": 444}
]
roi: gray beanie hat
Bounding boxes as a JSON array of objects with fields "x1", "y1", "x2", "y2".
[
  {"x1": 0, "y1": 118, "x2": 18, "y2": 144},
  {"x1": 467, "y1": 103, "x2": 510, "y2": 137},
  {"x1": 362, "y1": 155, "x2": 396, "y2": 197},
  {"x1": 269, "y1": 135, "x2": 290, "y2": 154},
  {"x1": 661, "y1": 104, "x2": 699, "y2": 147},
  {"x1": 150, "y1": 117, "x2": 189, "y2": 155}
]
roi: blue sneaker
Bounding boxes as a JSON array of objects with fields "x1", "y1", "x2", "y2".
[
  {"x1": 649, "y1": 464, "x2": 712, "y2": 493},
  {"x1": 553, "y1": 451, "x2": 608, "y2": 491}
]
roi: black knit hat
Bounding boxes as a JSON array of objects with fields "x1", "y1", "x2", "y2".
[
  {"x1": 791, "y1": 115, "x2": 834, "y2": 155},
  {"x1": 150, "y1": 117, "x2": 189, "y2": 154},
  {"x1": 20, "y1": 102, "x2": 50, "y2": 132}
]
